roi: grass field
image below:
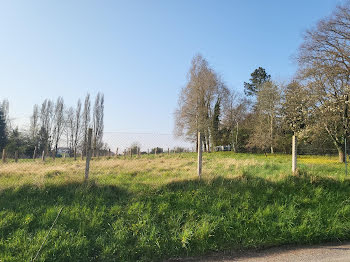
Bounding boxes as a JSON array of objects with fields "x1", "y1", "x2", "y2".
[{"x1": 1, "y1": 152, "x2": 350, "y2": 261}]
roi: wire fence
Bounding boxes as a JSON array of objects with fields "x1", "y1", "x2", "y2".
[{"x1": 0, "y1": 132, "x2": 348, "y2": 183}]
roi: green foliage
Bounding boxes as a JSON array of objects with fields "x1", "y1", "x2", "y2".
[
  {"x1": 5, "y1": 128, "x2": 35, "y2": 158},
  {"x1": 244, "y1": 67, "x2": 271, "y2": 97},
  {"x1": 151, "y1": 147, "x2": 163, "y2": 154}
]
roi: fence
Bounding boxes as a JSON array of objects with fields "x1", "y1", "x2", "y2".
[{"x1": 0, "y1": 131, "x2": 348, "y2": 184}]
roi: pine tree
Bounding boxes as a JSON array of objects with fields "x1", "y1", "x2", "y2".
[{"x1": 244, "y1": 67, "x2": 271, "y2": 96}]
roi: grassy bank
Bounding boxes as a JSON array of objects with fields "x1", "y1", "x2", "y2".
[{"x1": 0, "y1": 153, "x2": 349, "y2": 261}]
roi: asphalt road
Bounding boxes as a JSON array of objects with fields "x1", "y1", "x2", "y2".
[{"x1": 168, "y1": 242, "x2": 350, "y2": 262}]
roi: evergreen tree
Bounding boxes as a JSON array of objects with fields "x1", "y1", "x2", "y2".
[
  {"x1": 211, "y1": 98, "x2": 221, "y2": 148},
  {"x1": 244, "y1": 67, "x2": 271, "y2": 96},
  {"x1": 0, "y1": 107, "x2": 7, "y2": 151}
]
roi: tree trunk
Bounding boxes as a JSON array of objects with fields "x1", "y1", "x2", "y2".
[
  {"x1": 235, "y1": 122, "x2": 239, "y2": 152},
  {"x1": 338, "y1": 147, "x2": 345, "y2": 163},
  {"x1": 270, "y1": 115, "x2": 274, "y2": 154},
  {"x1": 231, "y1": 129, "x2": 236, "y2": 153},
  {"x1": 206, "y1": 135, "x2": 210, "y2": 153}
]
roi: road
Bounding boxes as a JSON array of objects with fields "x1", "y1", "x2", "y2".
[{"x1": 168, "y1": 242, "x2": 350, "y2": 262}]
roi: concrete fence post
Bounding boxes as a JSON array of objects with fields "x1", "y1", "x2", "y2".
[
  {"x1": 292, "y1": 135, "x2": 297, "y2": 173},
  {"x1": 85, "y1": 128, "x2": 93, "y2": 180},
  {"x1": 42, "y1": 150, "x2": 45, "y2": 162},
  {"x1": 2, "y1": 149, "x2": 6, "y2": 163},
  {"x1": 15, "y1": 151, "x2": 18, "y2": 163},
  {"x1": 33, "y1": 146, "x2": 37, "y2": 160},
  {"x1": 198, "y1": 132, "x2": 202, "y2": 179}
]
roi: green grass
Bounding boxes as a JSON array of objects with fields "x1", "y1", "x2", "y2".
[{"x1": 1, "y1": 152, "x2": 350, "y2": 261}]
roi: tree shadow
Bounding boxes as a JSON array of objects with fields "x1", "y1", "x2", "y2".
[{"x1": 1, "y1": 174, "x2": 350, "y2": 261}]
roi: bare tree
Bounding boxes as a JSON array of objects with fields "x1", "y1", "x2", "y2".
[
  {"x1": 248, "y1": 81, "x2": 281, "y2": 154},
  {"x1": 0, "y1": 99, "x2": 10, "y2": 131},
  {"x1": 222, "y1": 91, "x2": 249, "y2": 152},
  {"x1": 30, "y1": 104, "x2": 39, "y2": 141},
  {"x1": 72, "y1": 99, "x2": 82, "y2": 160},
  {"x1": 39, "y1": 99, "x2": 54, "y2": 156},
  {"x1": 82, "y1": 94, "x2": 91, "y2": 157},
  {"x1": 52, "y1": 97, "x2": 65, "y2": 159},
  {"x1": 297, "y1": 2, "x2": 350, "y2": 162},
  {"x1": 66, "y1": 106, "x2": 75, "y2": 155},
  {"x1": 282, "y1": 81, "x2": 310, "y2": 135},
  {"x1": 175, "y1": 54, "x2": 227, "y2": 151},
  {"x1": 92, "y1": 92, "x2": 104, "y2": 157}
]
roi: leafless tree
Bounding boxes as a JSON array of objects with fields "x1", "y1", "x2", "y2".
[
  {"x1": 52, "y1": 97, "x2": 65, "y2": 159},
  {"x1": 66, "y1": 106, "x2": 75, "y2": 154},
  {"x1": 30, "y1": 104, "x2": 39, "y2": 141},
  {"x1": 39, "y1": 99, "x2": 54, "y2": 155},
  {"x1": 72, "y1": 99, "x2": 82, "y2": 160},
  {"x1": 82, "y1": 94, "x2": 91, "y2": 157},
  {"x1": 222, "y1": 91, "x2": 249, "y2": 152},
  {"x1": 281, "y1": 81, "x2": 311, "y2": 135},
  {"x1": 175, "y1": 54, "x2": 227, "y2": 151},
  {"x1": 0, "y1": 99, "x2": 11, "y2": 132},
  {"x1": 247, "y1": 81, "x2": 281, "y2": 154},
  {"x1": 297, "y1": 2, "x2": 350, "y2": 162},
  {"x1": 92, "y1": 92, "x2": 104, "y2": 157}
]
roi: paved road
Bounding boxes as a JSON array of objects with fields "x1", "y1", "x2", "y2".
[{"x1": 168, "y1": 242, "x2": 350, "y2": 262}]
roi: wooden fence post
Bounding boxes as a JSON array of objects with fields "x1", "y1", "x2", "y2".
[
  {"x1": 2, "y1": 149, "x2": 6, "y2": 163},
  {"x1": 155, "y1": 147, "x2": 157, "y2": 156},
  {"x1": 138, "y1": 147, "x2": 140, "y2": 157},
  {"x1": 15, "y1": 151, "x2": 18, "y2": 163},
  {"x1": 85, "y1": 128, "x2": 92, "y2": 180},
  {"x1": 108, "y1": 149, "x2": 111, "y2": 157},
  {"x1": 116, "y1": 148, "x2": 119, "y2": 157},
  {"x1": 168, "y1": 148, "x2": 170, "y2": 155},
  {"x1": 129, "y1": 148, "x2": 132, "y2": 159},
  {"x1": 198, "y1": 132, "x2": 202, "y2": 179},
  {"x1": 292, "y1": 135, "x2": 297, "y2": 174},
  {"x1": 33, "y1": 146, "x2": 37, "y2": 160}
]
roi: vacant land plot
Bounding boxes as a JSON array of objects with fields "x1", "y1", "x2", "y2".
[{"x1": 0, "y1": 153, "x2": 350, "y2": 261}]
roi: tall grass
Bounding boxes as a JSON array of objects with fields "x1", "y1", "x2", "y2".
[{"x1": 0, "y1": 153, "x2": 349, "y2": 261}]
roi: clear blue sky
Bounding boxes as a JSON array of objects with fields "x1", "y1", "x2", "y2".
[{"x1": 0, "y1": 0, "x2": 343, "y2": 135}]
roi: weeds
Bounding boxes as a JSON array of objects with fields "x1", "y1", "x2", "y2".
[{"x1": 0, "y1": 153, "x2": 349, "y2": 261}]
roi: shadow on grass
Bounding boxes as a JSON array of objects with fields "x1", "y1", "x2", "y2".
[{"x1": 1, "y1": 174, "x2": 350, "y2": 261}]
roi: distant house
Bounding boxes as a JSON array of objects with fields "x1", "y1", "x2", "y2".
[
  {"x1": 215, "y1": 145, "x2": 231, "y2": 152},
  {"x1": 57, "y1": 147, "x2": 70, "y2": 156}
]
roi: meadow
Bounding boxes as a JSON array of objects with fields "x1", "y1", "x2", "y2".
[{"x1": 0, "y1": 152, "x2": 350, "y2": 261}]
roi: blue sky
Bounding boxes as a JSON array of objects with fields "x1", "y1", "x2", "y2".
[{"x1": 0, "y1": 0, "x2": 343, "y2": 137}]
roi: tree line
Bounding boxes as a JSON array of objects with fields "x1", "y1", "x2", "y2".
[
  {"x1": 175, "y1": 2, "x2": 350, "y2": 163},
  {"x1": 0, "y1": 93, "x2": 105, "y2": 159}
]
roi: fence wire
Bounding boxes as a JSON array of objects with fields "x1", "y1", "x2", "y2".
[{"x1": 0, "y1": 132, "x2": 348, "y2": 186}]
